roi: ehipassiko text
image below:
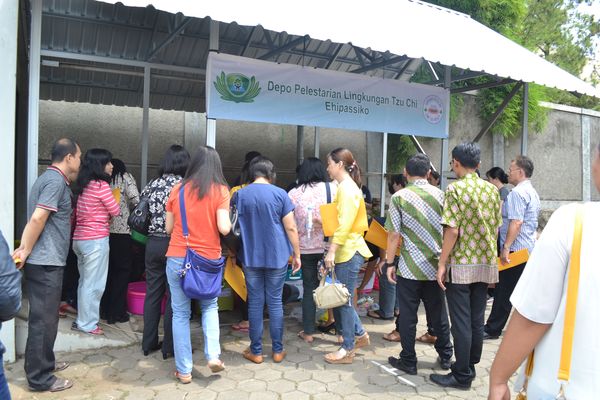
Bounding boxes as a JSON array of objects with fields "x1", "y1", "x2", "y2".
[{"x1": 325, "y1": 101, "x2": 369, "y2": 115}]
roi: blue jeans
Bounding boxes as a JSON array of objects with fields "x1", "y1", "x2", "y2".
[
  {"x1": 73, "y1": 237, "x2": 109, "y2": 332},
  {"x1": 333, "y1": 252, "x2": 366, "y2": 351},
  {"x1": 0, "y1": 350, "x2": 10, "y2": 400},
  {"x1": 244, "y1": 266, "x2": 287, "y2": 355},
  {"x1": 378, "y1": 266, "x2": 399, "y2": 319},
  {"x1": 166, "y1": 257, "x2": 221, "y2": 375}
]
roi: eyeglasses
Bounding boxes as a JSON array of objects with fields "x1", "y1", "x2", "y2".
[{"x1": 507, "y1": 167, "x2": 522, "y2": 174}]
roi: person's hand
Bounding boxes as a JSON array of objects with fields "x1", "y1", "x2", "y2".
[
  {"x1": 292, "y1": 255, "x2": 302, "y2": 274},
  {"x1": 500, "y1": 248, "x2": 510, "y2": 265},
  {"x1": 386, "y1": 265, "x2": 397, "y2": 284},
  {"x1": 375, "y1": 260, "x2": 386, "y2": 277},
  {"x1": 488, "y1": 382, "x2": 510, "y2": 400},
  {"x1": 324, "y1": 251, "x2": 336, "y2": 270},
  {"x1": 436, "y1": 262, "x2": 447, "y2": 291},
  {"x1": 12, "y1": 247, "x2": 29, "y2": 270}
]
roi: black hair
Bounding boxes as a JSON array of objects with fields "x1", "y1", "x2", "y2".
[
  {"x1": 328, "y1": 147, "x2": 362, "y2": 187},
  {"x1": 405, "y1": 153, "x2": 431, "y2": 177},
  {"x1": 111, "y1": 158, "x2": 127, "y2": 184},
  {"x1": 486, "y1": 167, "x2": 508, "y2": 184},
  {"x1": 183, "y1": 146, "x2": 228, "y2": 198},
  {"x1": 248, "y1": 156, "x2": 276, "y2": 183},
  {"x1": 240, "y1": 151, "x2": 262, "y2": 185},
  {"x1": 388, "y1": 174, "x2": 407, "y2": 194},
  {"x1": 430, "y1": 169, "x2": 440, "y2": 181},
  {"x1": 76, "y1": 148, "x2": 112, "y2": 194},
  {"x1": 514, "y1": 155, "x2": 534, "y2": 178},
  {"x1": 51, "y1": 138, "x2": 79, "y2": 163},
  {"x1": 297, "y1": 157, "x2": 328, "y2": 187},
  {"x1": 451, "y1": 142, "x2": 481, "y2": 169},
  {"x1": 158, "y1": 145, "x2": 191, "y2": 177}
]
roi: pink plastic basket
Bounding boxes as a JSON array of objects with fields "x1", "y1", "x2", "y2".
[{"x1": 127, "y1": 281, "x2": 166, "y2": 315}]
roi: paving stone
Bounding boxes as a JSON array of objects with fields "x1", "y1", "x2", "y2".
[
  {"x1": 296, "y1": 379, "x2": 327, "y2": 395},
  {"x1": 266, "y1": 378, "x2": 296, "y2": 393}
]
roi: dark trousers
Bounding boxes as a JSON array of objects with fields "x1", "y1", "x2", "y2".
[
  {"x1": 300, "y1": 253, "x2": 322, "y2": 335},
  {"x1": 24, "y1": 264, "x2": 64, "y2": 390},
  {"x1": 446, "y1": 282, "x2": 488, "y2": 384},
  {"x1": 142, "y1": 236, "x2": 173, "y2": 355},
  {"x1": 396, "y1": 277, "x2": 453, "y2": 366},
  {"x1": 101, "y1": 233, "x2": 133, "y2": 322},
  {"x1": 0, "y1": 352, "x2": 9, "y2": 400},
  {"x1": 484, "y1": 262, "x2": 525, "y2": 336},
  {"x1": 423, "y1": 297, "x2": 436, "y2": 336},
  {"x1": 61, "y1": 246, "x2": 79, "y2": 307}
]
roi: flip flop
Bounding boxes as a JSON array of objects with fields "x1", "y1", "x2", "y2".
[
  {"x1": 324, "y1": 349, "x2": 355, "y2": 364},
  {"x1": 231, "y1": 322, "x2": 249, "y2": 332},
  {"x1": 297, "y1": 331, "x2": 314, "y2": 344},
  {"x1": 366, "y1": 310, "x2": 394, "y2": 320}
]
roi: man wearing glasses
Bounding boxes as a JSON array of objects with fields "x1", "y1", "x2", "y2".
[
  {"x1": 430, "y1": 142, "x2": 502, "y2": 390},
  {"x1": 484, "y1": 156, "x2": 540, "y2": 340}
]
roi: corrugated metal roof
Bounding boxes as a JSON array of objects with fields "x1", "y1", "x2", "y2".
[{"x1": 38, "y1": 0, "x2": 599, "y2": 113}]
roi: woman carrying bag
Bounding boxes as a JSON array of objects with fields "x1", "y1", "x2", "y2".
[
  {"x1": 322, "y1": 148, "x2": 372, "y2": 364},
  {"x1": 164, "y1": 146, "x2": 231, "y2": 384}
]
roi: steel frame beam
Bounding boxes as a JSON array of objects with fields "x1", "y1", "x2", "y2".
[
  {"x1": 240, "y1": 25, "x2": 260, "y2": 57},
  {"x1": 146, "y1": 16, "x2": 191, "y2": 61},
  {"x1": 28, "y1": 0, "x2": 42, "y2": 195},
  {"x1": 451, "y1": 78, "x2": 515, "y2": 93},
  {"x1": 473, "y1": 82, "x2": 523, "y2": 143},
  {"x1": 259, "y1": 35, "x2": 309, "y2": 60},
  {"x1": 521, "y1": 83, "x2": 529, "y2": 155},
  {"x1": 324, "y1": 43, "x2": 344, "y2": 69},
  {"x1": 350, "y1": 56, "x2": 408, "y2": 74}
]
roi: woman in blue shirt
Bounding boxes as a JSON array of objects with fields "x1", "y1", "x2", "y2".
[{"x1": 235, "y1": 156, "x2": 301, "y2": 364}]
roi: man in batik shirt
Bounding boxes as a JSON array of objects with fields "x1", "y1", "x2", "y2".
[{"x1": 430, "y1": 142, "x2": 502, "y2": 390}]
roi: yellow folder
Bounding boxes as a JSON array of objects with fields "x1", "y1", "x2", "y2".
[
  {"x1": 112, "y1": 188, "x2": 121, "y2": 203},
  {"x1": 364, "y1": 219, "x2": 401, "y2": 256},
  {"x1": 497, "y1": 248, "x2": 529, "y2": 272},
  {"x1": 320, "y1": 199, "x2": 369, "y2": 237},
  {"x1": 224, "y1": 257, "x2": 247, "y2": 301}
]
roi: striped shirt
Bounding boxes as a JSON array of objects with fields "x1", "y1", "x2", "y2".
[
  {"x1": 385, "y1": 179, "x2": 443, "y2": 281},
  {"x1": 73, "y1": 180, "x2": 120, "y2": 241},
  {"x1": 499, "y1": 180, "x2": 540, "y2": 253}
]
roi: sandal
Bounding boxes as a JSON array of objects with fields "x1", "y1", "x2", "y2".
[
  {"x1": 207, "y1": 360, "x2": 225, "y2": 373},
  {"x1": 297, "y1": 331, "x2": 314, "y2": 344},
  {"x1": 232, "y1": 321, "x2": 250, "y2": 332},
  {"x1": 174, "y1": 371, "x2": 192, "y2": 384},
  {"x1": 71, "y1": 322, "x2": 104, "y2": 336},
  {"x1": 54, "y1": 361, "x2": 70, "y2": 372},
  {"x1": 317, "y1": 322, "x2": 336, "y2": 335},
  {"x1": 366, "y1": 310, "x2": 394, "y2": 321},
  {"x1": 383, "y1": 330, "x2": 401, "y2": 342},
  {"x1": 324, "y1": 348, "x2": 355, "y2": 364}
]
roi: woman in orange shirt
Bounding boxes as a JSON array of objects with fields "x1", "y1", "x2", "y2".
[{"x1": 165, "y1": 146, "x2": 231, "y2": 384}]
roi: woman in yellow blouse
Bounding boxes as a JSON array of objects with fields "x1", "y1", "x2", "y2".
[{"x1": 323, "y1": 148, "x2": 372, "y2": 364}]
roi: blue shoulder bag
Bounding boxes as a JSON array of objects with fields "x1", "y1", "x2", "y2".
[{"x1": 178, "y1": 184, "x2": 225, "y2": 300}]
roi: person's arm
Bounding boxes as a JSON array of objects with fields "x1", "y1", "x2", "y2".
[
  {"x1": 500, "y1": 220, "x2": 523, "y2": 264},
  {"x1": 125, "y1": 173, "x2": 140, "y2": 208},
  {"x1": 488, "y1": 311, "x2": 551, "y2": 400},
  {"x1": 0, "y1": 231, "x2": 22, "y2": 321},
  {"x1": 12, "y1": 208, "x2": 51, "y2": 269},
  {"x1": 326, "y1": 185, "x2": 359, "y2": 268},
  {"x1": 98, "y1": 181, "x2": 121, "y2": 217},
  {"x1": 217, "y1": 209, "x2": 231, "y2": 236},
  {"x1": 385, "y1": 231, "x2": 401, "y2": 284},
  {"x1": 282, "y1": 211, "x2": 301, "y2": 273},
  {"x1": 437, "y1": 187, "x2": 461, "y2": 290},
  {"x1": 165, "y1": 211, "x2": 174, "y2": 235}
]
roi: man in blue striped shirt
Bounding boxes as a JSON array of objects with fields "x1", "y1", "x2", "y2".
[{"x1": 484, "y1": 155, "x2": 540, "y2": 340}]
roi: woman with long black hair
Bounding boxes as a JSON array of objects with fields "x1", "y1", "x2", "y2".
[
  {"x1": 164, "y1": 146, "x2": 231, "y2": 383},
  {"x1": 72, "y1": 148, "x2": 120, "y2": 335},
  {"x1": 100, "y1": 159, "x2": 139, "y2": 324}
]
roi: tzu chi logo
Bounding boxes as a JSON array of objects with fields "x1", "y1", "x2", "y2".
[
  {"x1": 423, "y1": 95, "x2": 444, "y2": 124},
  {"x1": 214, "y1": 71, "x2": 261, "y2": 103}
]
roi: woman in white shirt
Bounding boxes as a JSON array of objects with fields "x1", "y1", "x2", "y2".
[{"x1": 488, "y1": 143, "x2": 600, "y2": 399}]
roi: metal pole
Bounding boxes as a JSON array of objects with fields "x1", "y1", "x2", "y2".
[
  {"x1": 27, "y1": 0, "x2": 42, "y2": 195},
  {"x1": 0, "y1": 0, "x2": 19, "y2": 364},
  {"x1": 141, "y1": 66, "x2": 150, "y2": 187},
  {"x1": 296, "y1": 126, "x2": 305, "y2": 165},
  {"x1": 440, "y1": 66, "x2": 452, "y2": 189},
  {"x1": 582, "y1": 114, "x2": 591, "y2": 202},
  {"x1": 521, "y1": 82, "x2": 529, "y2": 155},
  {"x1": 380, "y1": 132, "x2": 388, "y2": 218},
  {"x1": 314, "y1": 127, "x2": 320, "y2": 158},
  {"x1": 206, "y1": 19, "x2": 219, "y2": 148}
]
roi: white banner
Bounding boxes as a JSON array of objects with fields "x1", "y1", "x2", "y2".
[{"x1": 206, "y1": 53, "x2": 449, "y2": 138}]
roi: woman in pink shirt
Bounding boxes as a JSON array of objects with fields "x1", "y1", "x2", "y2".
[{"x1": 72, "y1": 149, "x2": 120, "y2": 335}]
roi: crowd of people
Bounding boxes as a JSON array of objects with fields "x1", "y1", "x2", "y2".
[{"x1": 1, "y1": 137, "x2": 599, "y2": 399}]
